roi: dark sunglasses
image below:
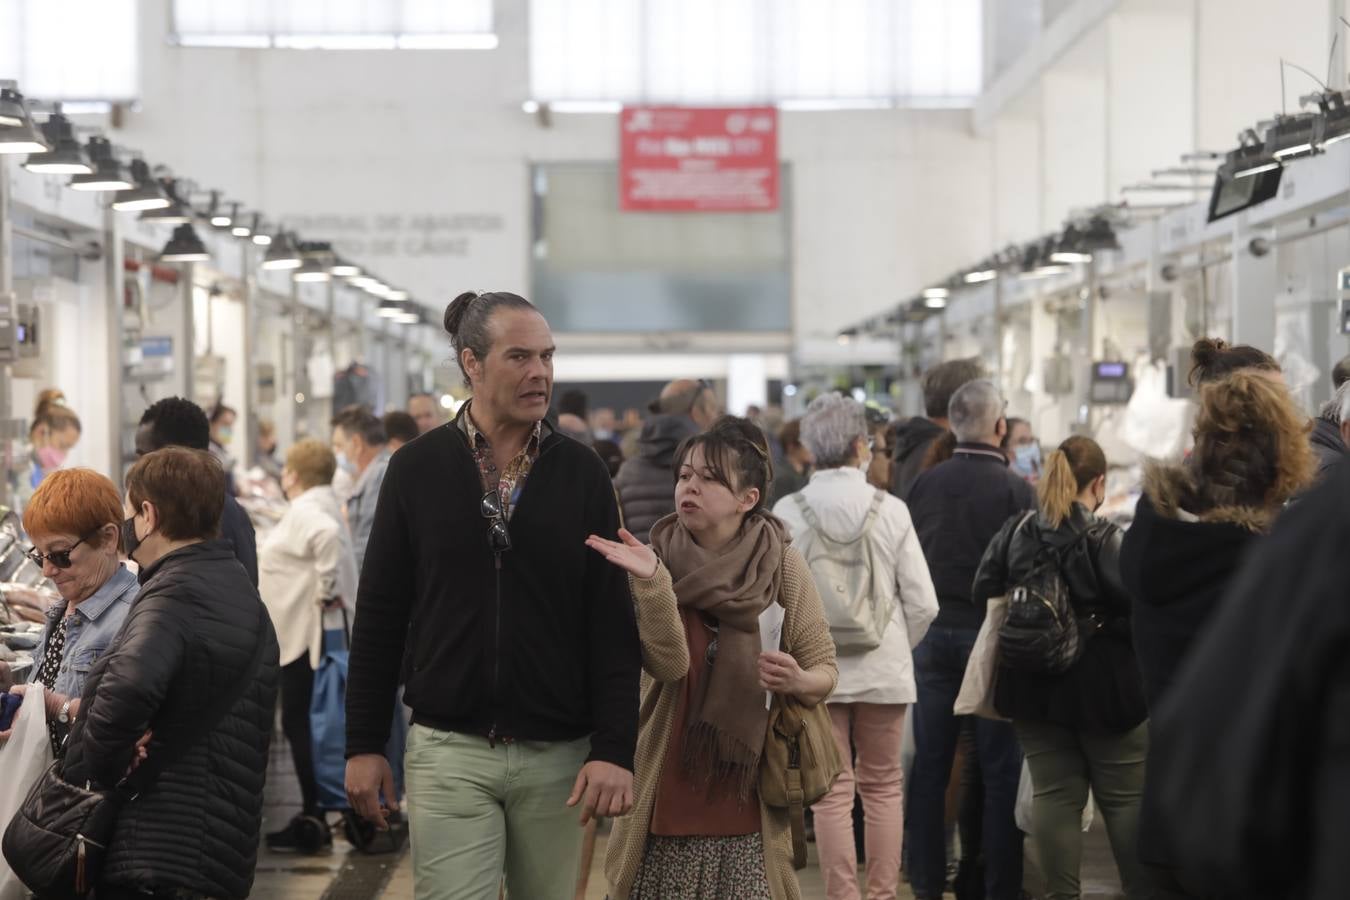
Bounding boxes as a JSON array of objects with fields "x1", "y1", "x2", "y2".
[
  {"x1": 480, "y1": 490, "x2": 512, "y2": 553},
  {"x1": 26, "y1": 533, "x2": 94, "y2": 570}
]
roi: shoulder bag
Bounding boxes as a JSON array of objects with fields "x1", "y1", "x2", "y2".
[{"x1": 2, "y1": 605, "x2": 269, "y2": 899}]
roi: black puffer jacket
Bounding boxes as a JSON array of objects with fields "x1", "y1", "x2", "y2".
[
  {"x1": 972, "y1": 503, "x2": 1146, "y2": 734},
  {"x1": 62, "y1": 541, "x2": 280, "y2": 900},
  {"x1": 613, "y1": 414, "x2": 699, "y2": 543},
  {"x1": 1310, "y1": 416, "x2": 1345, "y2": 478}
]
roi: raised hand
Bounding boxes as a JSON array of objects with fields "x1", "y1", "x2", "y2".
[{"x1": 585, "y1": 528, "x2": 659, "y2": 580}]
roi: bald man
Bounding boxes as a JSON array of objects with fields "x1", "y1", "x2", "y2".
[{"x1": 612, "y1": 379, "x2": 721, "y2": 542}]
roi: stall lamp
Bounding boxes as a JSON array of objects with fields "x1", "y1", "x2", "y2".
[
  {"x1": 23, "y1": 107, "x2": 91, "y2": 174},
  {"x1": 261, "y1": 230, "x2": 303, "y2": 269},
  {"x1": 924, "y1": 296, "x2": 948, "y2": 310},
  {"x1": 292, "y1": 241, "x2": 335, "y2": 282},
  {"x1": 209, "y1": 203, "x2": 234, "y2": 228},
  {"x1": 384, "y1": 289, "x2": 409, "y2": 302},
  {"x1": 111, "y1": 159, "x2": 171, "y2": 211},
  {"x1": 252, "y1": 232, "x2": 273, "y2": 246},
  {"x1": 1265, "y1": 113, "x2": 1319, "y2": 161},
  {"x1": 329, "y1": 259, "x2": 361, "y2": 278},
  {"x1": 1228, "y1": 131, "x2": 1280, "y2": 179},
  {"x1": 0, "y1": 88, "x2": 48, "y2": 154},
  {"x1": 69, "y1": 137, "x2": 132, "y2": 190},
  {"x1": 377, "y1": 297, "x2": 404, "y2": 318},
  {"x1": 1318, "y1": 92, "x2": 1350, "y2": 148},
  {"x1": 140, "y1": 177, "x2": 193, "y2": 224},
  {"x1": 231, "y1": 213, "x2": 253, "y2": 238},
  {"x1": 159, "y1": 223, "x2": 210, "y2": 262},
  {"x1": 964, "y1": 269, "x2": 998, "y2": 284},
  {"x1": 921, "y1": 287, "x2": 950, "y2": 300}
]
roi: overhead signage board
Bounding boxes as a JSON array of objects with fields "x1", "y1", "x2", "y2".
[{"x1": 620, "y1": 106, "x2": 778, "y2": 212}]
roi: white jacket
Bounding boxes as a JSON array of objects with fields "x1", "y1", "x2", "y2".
[
  {"x1": 259, "y1": 485, "x2": 359, "y2": 669},
  {"x1": 773, "y1": 467, "x2": 939, "y2": 705}
]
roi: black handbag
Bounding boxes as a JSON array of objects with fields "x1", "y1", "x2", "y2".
[{"x1": 2, "y1": 606, "x2": 269, "y2": 898}]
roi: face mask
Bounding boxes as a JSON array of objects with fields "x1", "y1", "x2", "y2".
[
  {"x1": 216, "y1": 427, "x2": 233, "y2": 446},
  {"x1": 335, "y1": 452, "x2": 355, "y2": 475},
  {"x1": 1012, "y1": 443, "x2": 1042, "y2": 478},
  {"x1": 122, "y1": 516, "x2": 147, "y2": 565},
  {"x1": 36, "y1": 446, "x2": 67, "y2": 471}
]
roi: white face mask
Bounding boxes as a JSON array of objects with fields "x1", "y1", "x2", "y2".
[{"x1": 335, "y1": 451, "x2": 355, "y2": 475}]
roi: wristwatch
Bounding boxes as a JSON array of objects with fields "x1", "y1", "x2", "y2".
[{"x1": 58, "y1": 699, "x2": 73, "y2": 725}]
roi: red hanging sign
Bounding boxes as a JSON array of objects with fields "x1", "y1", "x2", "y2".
[{"x1": 620, "y1": 106, "x2": 779, "y2": 212}]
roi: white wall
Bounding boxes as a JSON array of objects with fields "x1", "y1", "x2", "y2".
[{"x1": 108, "y1": 0, "x2": 994, "y2": 365}]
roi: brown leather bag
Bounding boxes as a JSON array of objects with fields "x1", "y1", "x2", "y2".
[{"x1": 759, "y1": 694, "x2": 842, "y2": 869}]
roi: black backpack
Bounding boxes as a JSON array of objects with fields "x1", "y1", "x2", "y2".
[{"x1": 998, "y1": 512, "x2": 1093, "y2": 674}]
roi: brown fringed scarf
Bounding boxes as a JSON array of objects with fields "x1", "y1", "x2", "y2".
[{"x1": 649, "y1": 511, "x2": 788, "y2": 800}]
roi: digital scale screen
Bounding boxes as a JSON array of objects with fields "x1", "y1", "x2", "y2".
[{"x1": 1090, "y1": 361, "x2": 1132, "y2": 404}]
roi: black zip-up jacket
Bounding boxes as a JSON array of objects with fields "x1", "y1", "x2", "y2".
[{"x1": 344, "y1": 415, "x2": 641, "y2": 770}]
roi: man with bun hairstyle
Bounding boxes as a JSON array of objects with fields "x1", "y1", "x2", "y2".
[{"x1": 344, "y1": 291, "x2": 640, "y2": 900}]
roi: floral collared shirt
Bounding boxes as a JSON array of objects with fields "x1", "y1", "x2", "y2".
[{"x1": 460, "y1": 403, "x2": 544, "y2": 521}]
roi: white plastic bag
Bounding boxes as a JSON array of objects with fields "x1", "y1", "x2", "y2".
[
  {"x1": 0, "y1": 685, "x2": 54, "y2": 900},
  {"x1": 1015, "y1": 759, "x2": 1095, "y2": 835}
]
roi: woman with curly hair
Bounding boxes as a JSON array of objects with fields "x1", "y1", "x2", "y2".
[{"x1": 1120, "y1": 366, "x2": 1314, "y2": 897}]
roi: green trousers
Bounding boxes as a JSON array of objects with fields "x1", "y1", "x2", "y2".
[
  {"x1": 1014, "y1": 719, "x2": 1154, "y2": 900},
  {"x1": 404, "y1": 724, "x2": 591, "y2": 900}
]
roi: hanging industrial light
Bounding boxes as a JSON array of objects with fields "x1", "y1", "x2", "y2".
[
  {"x1": 394, "y1": 301, "x2": 421, "y2": 325},
  {"x1": 376, "y1": 296, "x2": 404, "y2": 317},
  {"x1": 261, "y1": 230, "x2": 303, "y2": 269},
  {"x1": 1226, "y1": 129, "x2": 1280, "y2": 179},
  {"x1": 69, "y1": 137, "x2": 132, "y2": 190},
  {"x1": 1049, "y1": 226, "x2": 1092, "y2": 264},
  {"x1": 963, "y1": 260, "x2": 998, "y2": 284},
  {"x1": 23, "y1": 106, "x2": 91, "y2": 174},
  {"x1": 203, "y1": 193, "x2": 234, "y2": 228},
  {"x1": 250, "y1": 216, "x2": 273, "y2": 245},
  {"x1": 329, "y1": 258, "x2": 361, "y2": 278},
  {"x1": 923, "y1": 294, "x2": 948, "y2": 310},
  {"x1": 292, "y1": 242, "x2": 335, "y2": 282},
  {"x1": 138, "y1": 177, "x2": 192, "y2": 224},
  {"x1": 1317, "y1": 90, "x2": 1350, "y2": 148},
  {"x1": 0, "y1": 88, "x2": 48, "y2": 154},
  {"x1": 160, "y1": 223, "x2": 210, "y2": 262},
  {"x1": 921, "y1": 287, "x2": 950, "y2": 300},
  {"x1": 111, "y1": 159, "x2": 172, "y2": 211},
  {"x1": 1264, "y1": 112, "x2": 1319, "y2": 161},
  {"x1": 230, "y1": 208, "x2": 254, "y2": 238}
]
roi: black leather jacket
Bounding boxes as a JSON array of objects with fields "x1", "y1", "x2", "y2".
[{"x1": 973, "y1": 503, "x2": 1147, "y2": 733}]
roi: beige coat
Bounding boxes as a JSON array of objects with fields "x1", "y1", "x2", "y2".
[{"x1": 604, "y1": 547, "x2": 838, "y2": 900}]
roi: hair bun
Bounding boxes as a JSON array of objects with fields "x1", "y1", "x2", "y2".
[
  {"x1": 1191, "y1": 337, "x2": 1227, "y2": 367},
  {"x1": 443, "y1": 291, "x2": 480, "y2": 337}
]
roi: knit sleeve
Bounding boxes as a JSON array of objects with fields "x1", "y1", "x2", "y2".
[
  {"x1": 781, "y1": 548, "x2": 838, "y2": 701},
  {"x1": 628, "y1": 562, "x2": 690, "y2": 683}
]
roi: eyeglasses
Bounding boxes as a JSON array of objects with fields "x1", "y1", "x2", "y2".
[
  {"x1": 480, "y1": 490, "x2": 512, "y2": 553},
  {"x1": 687, "y1": 379, "x2": 715, "y2": 415},
  {"x1": 26, "y1": 533, "x2": 93, "y2": 570}
]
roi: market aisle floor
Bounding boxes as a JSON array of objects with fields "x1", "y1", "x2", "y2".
[{"x1": 254, "y1": 732, "x2": 1125, "y2": 899}]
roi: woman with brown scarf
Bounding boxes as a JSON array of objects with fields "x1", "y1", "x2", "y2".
[{"x1": 588, "y1": 416, "x2": 837, "y2": 900}]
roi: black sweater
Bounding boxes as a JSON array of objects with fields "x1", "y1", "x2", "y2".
[
  {"x1": 907, "y1": 444, "x2": 1036, "y2": 629},
  {"x1": 344, "y1": 419, "x2": 641, "y2": 771}
]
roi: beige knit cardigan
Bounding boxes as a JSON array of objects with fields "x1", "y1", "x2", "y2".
[{"x1": 604, "y1": 547, "x2": 838, "y2": 900}]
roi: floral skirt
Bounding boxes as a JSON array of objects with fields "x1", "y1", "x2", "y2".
[{"x1": 629, "y1": 833, "x2": 771, "y2": 899}]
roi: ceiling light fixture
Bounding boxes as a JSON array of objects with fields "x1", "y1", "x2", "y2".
[
  {"x1": 261, "y1": 230, "x2": 303, "y2": 270},
  {"x1": 924, "y1": 295, "x2": 948, "y2": 310},
  {"x1": 1265, "y1": 112, "x2": 1320, "y2": 160},
  {"x1": 0, "y1": 88, "x2": 48, "y2": 154},
  {"x1": 376, "y1": 297, "x2": 404, "y2": 318},
  {"x1": 69, "y1": 137, "x2": 132, "y2": 190},
  {"x1": 1228, "y1": 129, "x2": 1280, "y2": 179},
  {"x1": 111, "y1": 159, "x2": 171, "y2": 211},
  {"x1": 249, "y1": 216, "x2": 273, "y2": 245},
  {"x1": 329, "y1": 258, "x2": 361, "y2": 278},
  {"x1": 292, "y1": 241, "x2": 335, "y2": 282},
  {"x1": 23, "y1": 105, "x2": 91, "y2": 174},
  {"x1": 140, "y1": 177, "x2": 193, "y2": 224},
  {"x1": 921, "y1": 287, "x2": 950, "y2": 300},
  {"x1": 159, "y1": 223, "x2": 210, "y2": 262},
  {"x1": 964, "y1": 268, "x2": 997, "y2": 284}
]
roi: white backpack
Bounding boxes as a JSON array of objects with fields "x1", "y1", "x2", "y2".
[{"x1": 791, "y1": 490, "x2": 892, "y2": 655}]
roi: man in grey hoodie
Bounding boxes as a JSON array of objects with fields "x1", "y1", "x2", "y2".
[{"x1": 612, "y1": 379, "x2": 719, "y2": 542}]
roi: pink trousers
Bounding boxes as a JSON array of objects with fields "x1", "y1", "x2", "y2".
[{"x1": 813, "y1": 702, "x2": 908, "y2": 900}]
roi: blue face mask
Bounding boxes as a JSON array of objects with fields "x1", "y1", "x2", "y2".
[{"x1": 1012, "y1": 442, "x2": 1042, "y2": 478}]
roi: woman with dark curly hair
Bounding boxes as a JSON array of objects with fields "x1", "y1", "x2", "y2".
[{"x1": 1120, "y1": 367, "x2": 1314, "y2": 896}]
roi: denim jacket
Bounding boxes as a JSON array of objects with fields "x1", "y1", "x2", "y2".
[{"x1": 27, "y1": 565, "x2": 138, "y2": 702}]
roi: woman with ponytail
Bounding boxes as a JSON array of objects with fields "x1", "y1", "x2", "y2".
[{"x1": 972, "y1": 436, "x2": 1150, "y2": 900}]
